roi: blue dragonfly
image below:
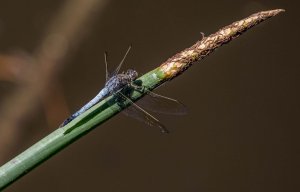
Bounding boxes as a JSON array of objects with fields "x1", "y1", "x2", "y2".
[{"x1": 60, "y1": 46, "x2": 187, "y2": 133}]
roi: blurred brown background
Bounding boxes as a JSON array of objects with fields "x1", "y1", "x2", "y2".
[{"x1": 0, "y1": 0, "x2": 298, "y2": 191}]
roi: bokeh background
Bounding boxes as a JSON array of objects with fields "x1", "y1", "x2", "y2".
[{"x1": 0, "y1": 0, "x2": 298, "y2": 191}]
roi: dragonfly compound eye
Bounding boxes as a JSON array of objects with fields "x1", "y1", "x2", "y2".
[{"x1": 126, "y1": 69, "x2": 138, "y2": 80}]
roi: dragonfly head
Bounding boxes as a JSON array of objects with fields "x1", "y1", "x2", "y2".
[{"x1": 125, "y1": 69, "x2": 138, "y2": 81}]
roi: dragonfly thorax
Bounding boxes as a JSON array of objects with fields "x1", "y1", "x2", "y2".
[{"x1": 104, "y1": 69, "x2": 138, "y2": 96}]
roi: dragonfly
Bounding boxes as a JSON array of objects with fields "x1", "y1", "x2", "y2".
[{"x1": 60, "y1": 46, "x2": 187, "y2": 133}]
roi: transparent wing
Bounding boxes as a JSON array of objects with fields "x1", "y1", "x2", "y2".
[
  {"x1": 105, "y1": 46, "x2": 131, "y2": 81},
  {"x1": 118, "y1": 92, "x2": 169, "y2": 133},
  {"x1": 136, "y1": 91, "x2": 188, "y2": 115},
  {"x1": 104, "y1": 51, "x2": 109, "y2": 81}
]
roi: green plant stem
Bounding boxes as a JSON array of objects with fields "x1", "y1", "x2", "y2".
[{"x1": 0, "y1": 9, "x2": 284, "y2": 190}]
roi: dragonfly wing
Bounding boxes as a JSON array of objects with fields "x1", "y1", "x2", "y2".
[
  {"x1": 104, "y1": 51, "x2": 109, "y2": 81},
  {"x1": 104, "y1": 46, "x2": 131, "y2": 81},
  {"x1": 108, "y1": 46, "x2": 132, "y2": 79},
  {"x1": 118, "y1": 92, "x2": 169, "y2": 133},
  {"x1": 135, "y1": 91, "x2": 188, "y2": 115}
]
